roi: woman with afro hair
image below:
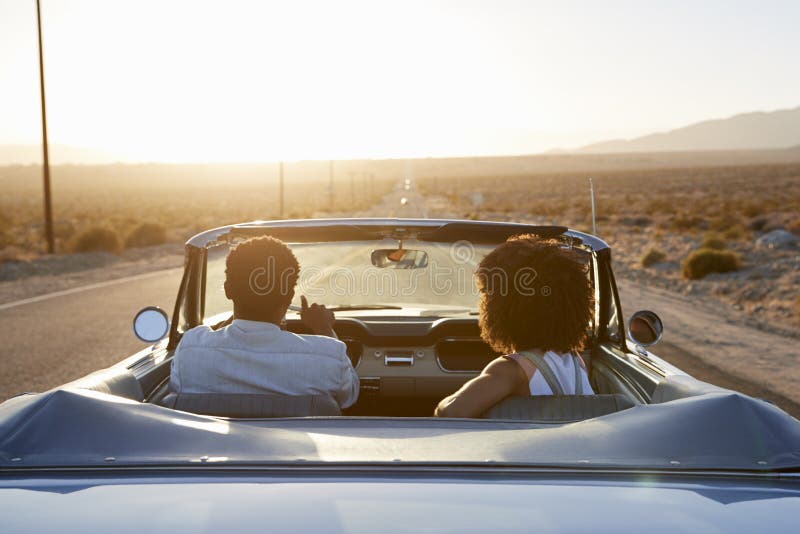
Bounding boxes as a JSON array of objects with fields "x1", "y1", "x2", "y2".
[{"x1": 435, "y1": 235, "x2": 595, "y2": 418}]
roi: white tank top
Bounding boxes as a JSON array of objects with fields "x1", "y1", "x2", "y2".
[{"x1": 507, "y1": 350, "x2": 595, "y2": 395}]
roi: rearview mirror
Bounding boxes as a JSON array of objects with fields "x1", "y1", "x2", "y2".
[
  {"x1": 371, "y1": 249, "x2": 428, "y2": 269},
  {"x1": 133, "y1": 306, "x2": 170, "y2": 343},
  {"x1": 627, "y1": 310, "x2": 663, "y2": 347}
]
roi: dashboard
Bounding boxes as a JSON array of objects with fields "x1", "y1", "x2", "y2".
[{"x1": 284, "y1": 316, "x2": 499, "y2": 400}]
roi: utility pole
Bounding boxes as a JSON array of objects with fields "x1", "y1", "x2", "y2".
[
  {"x1": 36, "y1": 0, "x2": 54, "y2": 254},
  {"x1": 279, "y1": 161, "x2": 285, "y2": 218},
  {"x1": 328, "y1": 160, "x2": 334, "y2": 211}
]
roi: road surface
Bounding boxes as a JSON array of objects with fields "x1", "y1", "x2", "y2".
[
  {"x1": 0, "y1": 268, "x2": 183, "y2": 399},
  {"x1": 1, "y1": 182, "x2": 798, "y2": 417}
]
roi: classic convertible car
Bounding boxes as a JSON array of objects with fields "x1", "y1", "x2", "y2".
[{"x1": 1, "y1": 218, "x2": 798, "y2": 532}]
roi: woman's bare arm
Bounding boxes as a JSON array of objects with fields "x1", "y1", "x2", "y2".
[{"x1": 434, "y1": 357, "x2": 528, "y2": 418}]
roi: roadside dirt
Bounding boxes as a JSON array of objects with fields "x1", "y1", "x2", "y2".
[
  {"x1": 0, "y1": 244, "x2": 184, "y2": 305},
  {"x1": 420, "y1": 188, "x2": 800, "y2": 415},
  {"x1": 655, "y1": 341, "x2": 800, "y2": 418},
  {"x1": 616, "y1": 279, "x2": 799, "y2": 405},
  {"x1": 1, "y1": 183, "x2": 798, "y2": 419}
]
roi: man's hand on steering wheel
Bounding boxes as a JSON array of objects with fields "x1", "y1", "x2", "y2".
[{"x1": 300, "y1": 295, "x2": 337, "y2": 338}]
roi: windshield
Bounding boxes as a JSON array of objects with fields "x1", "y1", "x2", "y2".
[{"x1": 204, "y1": 239, "x2": 501, "y2": 318}]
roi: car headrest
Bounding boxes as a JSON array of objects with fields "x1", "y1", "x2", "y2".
[
  {"x1": 159, "y1": 392, "x2": 342, "y2": 418},
  {"x1": 482, "y1": 394, "x2": 635, "y2": 422}
]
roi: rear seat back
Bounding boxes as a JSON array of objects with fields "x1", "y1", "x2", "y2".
[
  {"x1": 482, "y1": 394, "x2": 634, "y2": 421},
  {"x1": 160, "y1": 392, "x2": 342, "y2": 418},
  {"x1": 64, "y1": 367, "x2": 144, "y2": 401}
]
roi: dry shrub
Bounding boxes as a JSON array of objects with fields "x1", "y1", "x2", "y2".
[
  {"x1": 646, "y1": 198, "x2": 674, "y2": 214},
  {"x1": 741, "y1": 202, "x2": 767, "y2": 218},
  {"x1": 0, "y1": 162, "x2": 395, "y2": 257},
  {"x1": 709, "y1": 214, "x2": 744, "y2": 232},
  {"x1": 748, "y1": 216, "x2": 767, "y2": 232},
  {"x1": 723, "y1": 225, "x2": 748, "y2": 241},
  {"x1": 125, "y1": 222, "x2": 167, "y2": 248},
  {"x1": 640, "y1": 247, "x2": 666, "y2": 267},
  {"x1": 52, "y1": 219, "x2": 75, "y2": 238},
  {"x1": 700, "y1": 232, "x2": 727, "y2": 250},
  {"x1": 71, "y1": 226, "x2": 121, "y2": 254},
  {"x1": 0, "y1": 246, "x2": 25, "y2": 264},
  {"x1": 0, "y1": 229, "x2": 11, "y2": 249},
  {"x1": 619, "y1": 216, "x2": 652, "y2": 227},
  {"x1": 682, "y1": 248, "x2": 741, "y2": 279},
  {"x1": 669, "y1": 214, "x2": 704, "y2": 232},
  {"x1": 0, "y1": 213, "x2": 11, "y2": 248}
]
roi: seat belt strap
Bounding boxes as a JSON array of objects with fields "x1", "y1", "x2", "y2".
[
  {"x1": 517, "y1": 350, "x2": 565, "y2": 395},
  {"x1": 573, "y1": 355, "x2": 584, "y2": 395}
]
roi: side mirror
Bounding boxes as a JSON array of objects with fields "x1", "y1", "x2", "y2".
[
  {"x1": 627, "y1": 310, "x2": 663, "y2": 349},
  {"x1": 371, "y1": 249, "x2": 428, "y2": 269},
  {"x1": 133, "y1": 306, "x2": 170, "y2": 343}
]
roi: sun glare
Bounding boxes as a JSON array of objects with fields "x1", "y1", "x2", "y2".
[
  {"x1": 1, "y1": 0, "x2": 799, "y2": 162},
  {"x1": 14, "y1": 0, "x2": 524, "y2": 162}
]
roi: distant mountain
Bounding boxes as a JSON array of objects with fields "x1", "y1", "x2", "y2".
[
  {"x1": 2, "y1": 106, "x2": 800, "y2": 165},
  {"x1": 576, "y1": 106, "x2": 800, "y2": 154}
]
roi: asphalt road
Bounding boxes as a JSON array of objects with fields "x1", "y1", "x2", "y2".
[
  {"x1": 1, "y1": 183, "x2": 798, "y2": 418},
  {"x1": 4, "y1": 262, "x2": 797, "y2": 418},
  {"x1": 0, "y1": 182, "x2": 432, "y2": 401},
  {"x1": 0, "y1": 268, "x2": 183, "y2": 399}
]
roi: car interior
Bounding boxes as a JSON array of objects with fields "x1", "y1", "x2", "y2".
[
  {"x1": 64, "y1": 222, "x2": 664, "y2": 424},
  {"x1": 67, "y1": 309, "x2": 644, "y2": 424}
]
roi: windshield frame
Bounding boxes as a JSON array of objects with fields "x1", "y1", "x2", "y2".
[{"x1": 170, "y1": 219, "x2": 615, "y2": 346}]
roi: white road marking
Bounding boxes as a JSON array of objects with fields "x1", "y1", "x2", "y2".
[{"x1": 0, "y1": 268, "x2": 182, "y2": 311}]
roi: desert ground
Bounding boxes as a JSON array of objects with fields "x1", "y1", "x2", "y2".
[
  {"x1": 0, "y1": 161, "x2": 396, "y2": 261},
  {"x1": 1, "y1": 154, "x2": 798, "y2": 414},
  {"x1": 417, "y1": 162, "x2": 800, "y2": 335}
]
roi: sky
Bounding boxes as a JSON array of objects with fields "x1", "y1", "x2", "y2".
[{"x1": 1, "y1": 0, "x2": 799, "y2": 162}]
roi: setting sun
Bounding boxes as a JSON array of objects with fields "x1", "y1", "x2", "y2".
[{"x1": 2, "y1": 0, "x2": 799, "y2": 162}]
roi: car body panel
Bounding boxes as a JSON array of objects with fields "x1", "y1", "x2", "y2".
[
  {"x1": 3, "y1": 217, "x2": 799, "y2": 531},
  {"x1": 1, "y1": 473, "x2": 798, "y2": 533},
  {"x1": 2, "y1": 382, "x2": 798, "y2": 471}
]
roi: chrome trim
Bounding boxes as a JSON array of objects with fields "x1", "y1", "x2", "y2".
[
  {"x1": 624, "y1": 340, "x2": 687, "y2": 377},
  {"x1": 384, "y1": 352, "x2": 415, "y2": 367},
  {"x1": 126, "y1": 348, "x2": 169, "y2": 379},
  {"x1": 3, "y1": 464, "x2": 795, "y2": 481},
  {"x1": 186, "y1": 217, "x2": 609, "y2": 252},
  {"x1": 626, "y1": 310, "x2": 664, "y2": 361},
  {"x1": 359, "y1": 377, "x2": 381, "y2": 392}
]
